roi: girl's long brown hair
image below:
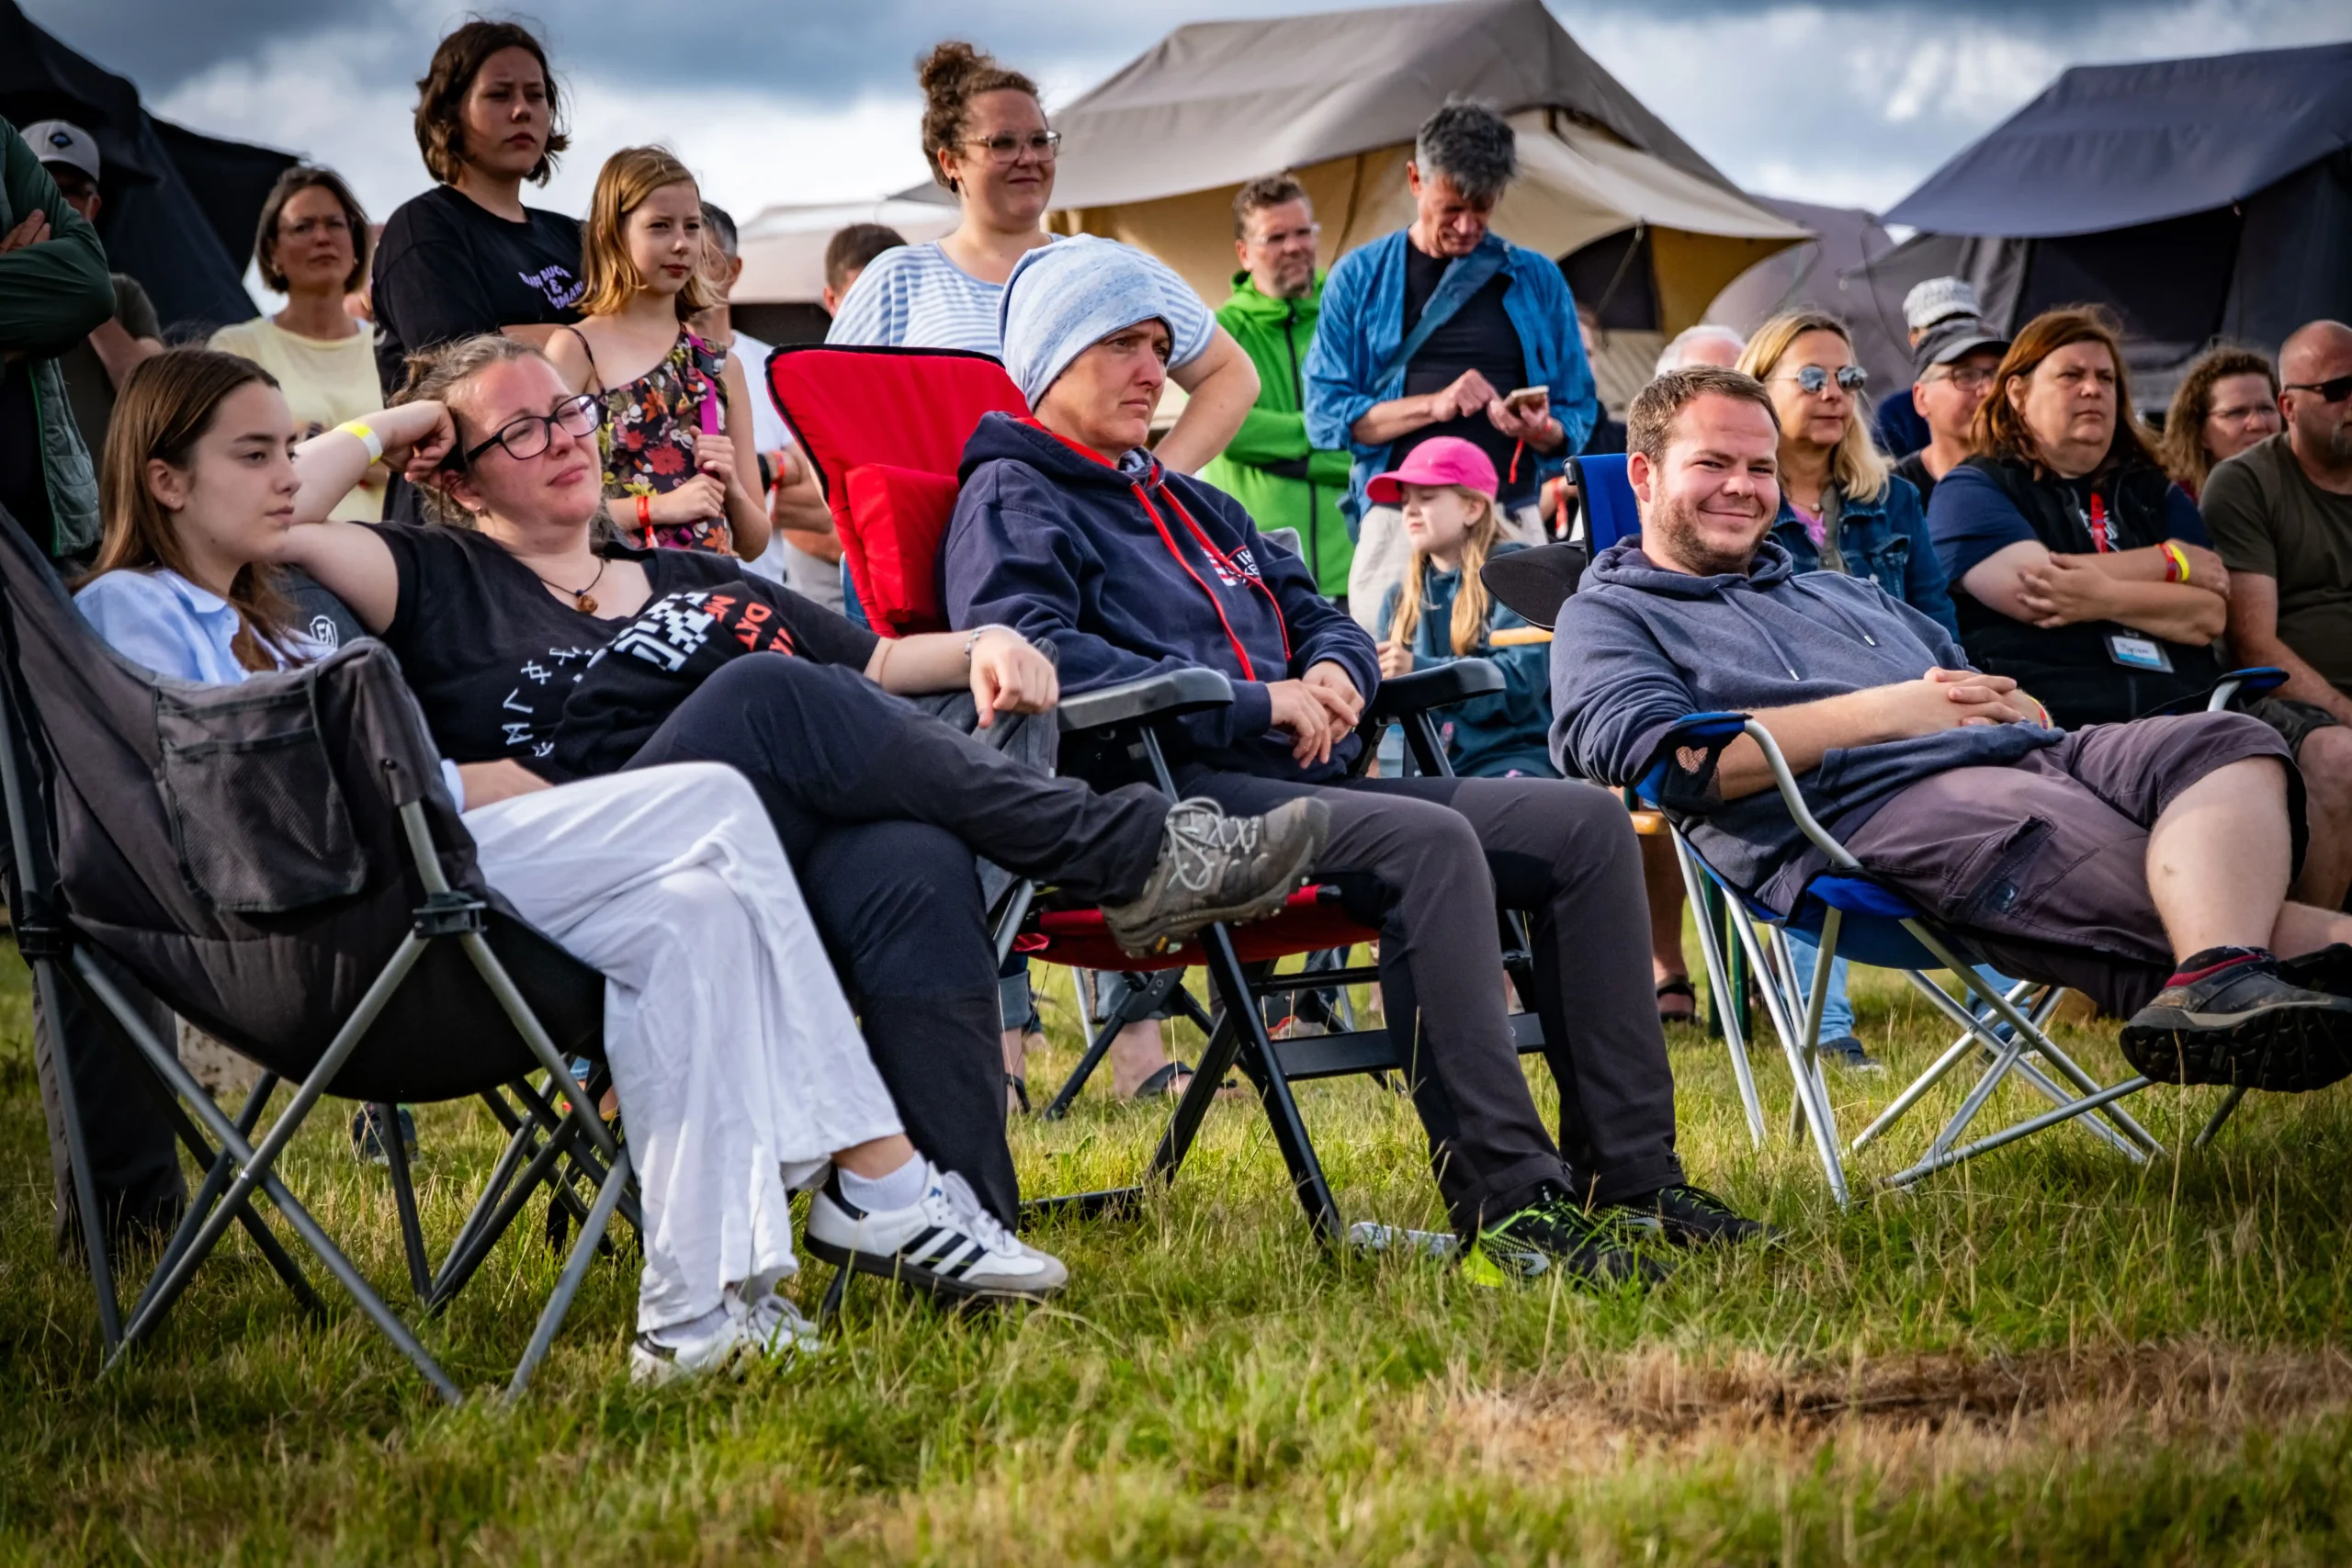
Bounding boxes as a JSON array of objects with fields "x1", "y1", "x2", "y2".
[
  {"x1": 576, "y1": 145, "x2": 714, "y2": 321},
  {"x1": 93, "y1": 349, "x2": 301, "y2": 671},
  {"x1": 1389, "y1": 486, "x2": 1504, "y2": 656}
]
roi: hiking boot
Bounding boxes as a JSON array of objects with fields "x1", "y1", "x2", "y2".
[
  {"x1": 1818, "y1": 1035, "x2": 1886, "y2": 1076},
  {"x1": 805, "y1": 1162, "x2": 1069, "y2": 1303},
  {"x1": 1607, "y1": 1184, "x2": 1777, "y2": 1247},
  {"x1": 2120, "y1": 953, "x2": 2352, "y2": 1093},
  {"x1": 1460, "y1": 1184, "x2": 1670, "y2": 1289},
  {"x1": 1102, "y1": 797, "x2": 1329, "y2": 956}
]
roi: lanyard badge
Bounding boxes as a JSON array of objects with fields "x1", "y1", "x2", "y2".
[{"x1": 2083, "y1": 490, "x2": 2114, "y2": 553}]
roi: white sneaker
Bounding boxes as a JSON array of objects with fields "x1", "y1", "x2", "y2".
[
  {"x1": 805, "y1": 1162, "x2": 1069, "y2": 1303},
  {"x1": 628, "y1": 1290, "x2": 824, "y2": 1385}
]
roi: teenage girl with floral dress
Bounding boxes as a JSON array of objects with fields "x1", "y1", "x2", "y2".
[{"x1": 546, "y1": 146, "x2": 771, "y2": 559}]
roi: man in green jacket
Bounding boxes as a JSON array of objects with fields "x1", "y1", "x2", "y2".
[
  {"x1": 1202, "y1": 175, "x2": 1355, "y2": 601},
  {"x1": 0, "y1": 114, "x2": 114, "y2": 563}
]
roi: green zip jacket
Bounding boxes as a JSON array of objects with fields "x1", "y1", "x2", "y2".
[
  {"x1": 0, "y1": 118, "x2": 111, "y2": 558},
  {"x1": 1200, "y1": 271, "x2": 1354, "y2": 598}
]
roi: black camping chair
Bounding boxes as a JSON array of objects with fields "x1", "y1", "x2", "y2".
[{"x1": 0, "y1": 509, "x2": 632, "y2": 1403}]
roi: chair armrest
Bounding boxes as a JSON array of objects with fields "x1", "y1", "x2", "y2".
[
  {"x1": 1634, "y1": 711, "x2": 1865, "y2": 873},
  {"x1": 2205, "y1": 665, "x2": 2288, "y2": 712},
  {"x1": 1057, "y1": 668, "x2": 1234, "y2": 734},
  {"x1": 1368, "y1": 660, "x2": 1503, "y2": 720}
]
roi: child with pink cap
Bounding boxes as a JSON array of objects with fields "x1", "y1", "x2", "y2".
[{"x1": 1372, "y1": 436, "x2": 1556, "y2": 778}]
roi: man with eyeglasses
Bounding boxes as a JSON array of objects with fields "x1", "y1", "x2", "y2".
[
  {"x1": 1199, "y1": 175, "x2": 1354, "y2": 600},
  {"x1": 15, "y1": 122, "x2": 164, "y2": 459},
  {"x1": 1893, "y1": 317, "x2": 2008, "y2": 510},
  {"x1": 2201, "y1": 320, "x2": 2352, "y2": 909}
]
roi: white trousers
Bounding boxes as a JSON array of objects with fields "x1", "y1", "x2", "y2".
[
  {"x1": 1346, "y1": 500, "x2": 1546, "y2": 633},
  {"x1": 462, "y1": 763, "x2": 903, "y2": 1333}
]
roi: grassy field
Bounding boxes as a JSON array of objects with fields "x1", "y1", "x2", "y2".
[{"x1": 3, "y1": 939, "x2": 2350, "y2": 1565}]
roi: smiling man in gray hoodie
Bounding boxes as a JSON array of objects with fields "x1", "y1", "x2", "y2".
[{"x1": 1551, "y1": 366, "x2": 2352, "y2": 1093}]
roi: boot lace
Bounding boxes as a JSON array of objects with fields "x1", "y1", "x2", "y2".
[{"x1": 1159, "y1": 798, "x2": 1261, "y2": 895}]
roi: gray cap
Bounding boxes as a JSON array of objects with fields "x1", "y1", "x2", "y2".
[
  {"x1": 1913, "y1": 317, "x2": 2009, "y2": 376},
  {"x1": 19, "y1": 119, "x2": 99, "y2": 182},
  {"x1": 1902, "y1": 276, "x2": 1980, "y2": 334}
]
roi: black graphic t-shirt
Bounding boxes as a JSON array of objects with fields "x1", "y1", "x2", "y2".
[
  {"x1": 370, "y1": 186, "x2": 584, "y2": 393},
  {"x1": 367, "y1": 523, "x2": 877, "y2": 770}
]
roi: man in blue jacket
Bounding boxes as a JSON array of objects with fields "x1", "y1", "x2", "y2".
[
  {"x1": 1303, "y1": 102, "x2": 1598, "y2": 632},
  {"x1": 944, "y1": 236, "x2": 1766, "y2": 1287},
  {"x1": 1551, "y1": 364, "x2": 2352, "y2": 1091}
]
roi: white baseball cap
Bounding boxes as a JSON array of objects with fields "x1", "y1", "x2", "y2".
[
  {"x1": 1902, "y1": 276, "x2": 1980, "y2": 335},
  {"x1": 20, "y1": 119, "x2": 100, "y2": 182}
]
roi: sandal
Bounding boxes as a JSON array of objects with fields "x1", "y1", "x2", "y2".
[
  {"x1": 1128, "y1": 1060, "x2": 1240, "y2": 1101},
  {"x1": 1657, "y1": 976, "x2": 1698, "y2": 1027}
]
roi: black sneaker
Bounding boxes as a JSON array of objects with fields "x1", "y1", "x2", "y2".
[
  {"x1": 1818, "y1": 1035, "x2": 1887, "y2": 1075},
  {"x1": 1102, "y1": 797, "x2": 1329, "y2": 956},
  {"x1": 351, "y1": 1103, "x2": 417, "y2": 1166},
  {"x1": 1461, "y1": 1184, "x2": 1670, "y2": 1289},
  {"x1": 1608, "y1": 1184, "x2": 1777, "y2": 1247},
  {"x1": 2120, "y1": 956, "x2": 2352, "y2": 1092}
]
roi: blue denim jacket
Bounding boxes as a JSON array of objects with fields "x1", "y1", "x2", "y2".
[
  {"x1": 1302, "y1": 229, "x2": 1597, "y2": 531},
  {"x1": 1768, "y1": 473, "x2": 1959, "y2": 638}
]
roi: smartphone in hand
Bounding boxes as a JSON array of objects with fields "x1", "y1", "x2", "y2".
[{"x1": 1505, "y1": 385, "x2": 1549, "y2": 413}]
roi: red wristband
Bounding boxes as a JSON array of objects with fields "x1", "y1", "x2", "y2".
[{"x1": 636, "y1": 493, "x2": 651, "y2": 529}]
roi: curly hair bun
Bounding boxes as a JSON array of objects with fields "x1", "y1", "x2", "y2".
[{"x1": 916, "y1": 40, "x2": 1039, "y2": 188}]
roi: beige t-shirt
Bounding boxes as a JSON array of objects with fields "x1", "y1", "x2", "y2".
[{"x1": 208, "y1": 317, "x2": 386, "y2": 522}]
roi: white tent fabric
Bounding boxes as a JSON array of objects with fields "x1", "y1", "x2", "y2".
[
  {"x1": 731, "y1": 199, "x2": 958, "y2": 305},
  {"x1": 1032, "y1": 0, "x2": 1807, "y2": 331}
]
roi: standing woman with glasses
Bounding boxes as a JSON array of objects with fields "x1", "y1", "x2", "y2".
[
  {"x1": 1738, "y1": 310, "x2": 1960, "y2": 1073},
  {"x1": 544, "y1": 147, "x2": 768, "y2": 558},
  {"x1": 211, "y1": 167, "x2": 386, "y2": 521},
  {"x1": 826, "y1": 40, "x2": 1257, "y2": 476}
]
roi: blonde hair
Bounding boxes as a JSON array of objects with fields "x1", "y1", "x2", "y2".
[
  {"x1": 1738, "y1": 310, "x2": 1890, "y2": 504},
  {"x1": 576, "y1": 146, "x2": 716, "y2": 321},
  {"x1": 1388, "y1": 487, "x2": 1504, "y2": 657}
]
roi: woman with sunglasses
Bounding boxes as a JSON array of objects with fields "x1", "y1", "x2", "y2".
[
  {"x1": 1736, "y1": 311, "x2": 1960, "y2": 1072},
  {"x1": 825, "y1": 40, "x2": 1257, "y2": 477}
]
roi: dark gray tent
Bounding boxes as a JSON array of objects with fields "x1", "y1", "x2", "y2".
[
  {"x1": 1860, "y1": 41, "x2": 2352, "y2": 400},
  {"x1": 1706, "y1": 198, "x2": 1910, "y2": 401},
  {"x1": 1, "y1": 0, "x2": 294, "y2": 334}
]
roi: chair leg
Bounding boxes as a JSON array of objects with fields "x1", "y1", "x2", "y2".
[
  {"x1": 505, "y1": 1147, "x2": 632, "y2": 1401},
  {"x1": 1722, "y1": 905, "x2": 1849, "y2": 1205},
  {"x1": 2193, "y1": 1084, "x2": 2251, "y2": 1150},
  {"x1": 1892, "y1": 976, "x2": 2146, "y2": 1164},
  {"x1": 379, "y1": 1103, "x2": 434, "y2": 1301},
  {"x1": 1673, "y1": 838, "x2": 1765, "y2": 1146},
  {"x1": 31, "y1": 954, "x2": 123, "y2": 1347},
  {"x1": 137, "y1": 1070, "x2": 324, "y2": 1325},
  {"x1": 1885, "y1": 1077, "x2": 2155, "y2": 1188},
  {"x1": 1043, "y1": 969, "x2": 1184, "y2": 1120}
]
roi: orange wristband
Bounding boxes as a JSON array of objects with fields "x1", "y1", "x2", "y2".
[
  {"x1": 2160, "y1": 540, "x2": 2189, "y2": 583},
  {"x1": 636, "y1": 493, "x2": 651, "y2": 530}
]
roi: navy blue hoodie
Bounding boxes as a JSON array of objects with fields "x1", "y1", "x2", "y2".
[
  {"x1": 1551, "y1": 538, "x2": 2063, "y2": 912},
  {"x1": 944, "y1": 412, "x2": 1381, "y2": 782}
]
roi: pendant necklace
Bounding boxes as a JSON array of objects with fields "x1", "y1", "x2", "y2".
[{"x1": 536, "y1": 556, "x2": 608, "y2": 615}]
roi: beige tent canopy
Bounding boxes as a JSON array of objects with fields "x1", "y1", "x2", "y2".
[{"x1": 1036, "y1": 0, "x2": 1808, "y2": 392}]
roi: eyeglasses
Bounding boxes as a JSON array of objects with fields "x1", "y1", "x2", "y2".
[
  {"x1": 2209, "y1": 401, "x2": 2281, "y2": 424},
  {"x1": 456, "y1": 394, "x2": 602, "y2": 468},
  {"x1": 2285, "y1": 374, "x2": 2352, "y2": 404},
  {"x1": 1924, "y1": 365, "x2": 1995, "y2": 391},
  {"x1": 961, "y1": 130, "x2": 1061, "y2": 165},
  {"x1": 1249, "y1": 220, "x2": 1323, "y2": 248},
  {"x1": 1777, "y1": 365, "x2": 1868, "y2": 396}
]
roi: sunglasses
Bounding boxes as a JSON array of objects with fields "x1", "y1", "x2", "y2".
[
  {"x1": 2285, "y1": 374, "x2": 2352, "y2": 404},
  {"x1": 1779, "y1": 365, "x2": 1869, "y2": 396},
  {"x1": 453, "y1": 393, "x2": 602, "y2": 468}
]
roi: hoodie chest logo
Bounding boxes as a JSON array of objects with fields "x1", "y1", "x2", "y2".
[{"x1": 1208, "y1": 545, "x2": 1260, "y2": 588}]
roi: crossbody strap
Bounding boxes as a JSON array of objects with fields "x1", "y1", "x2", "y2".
[{"x1": 1377, "y1": 243, "x2": 1508, "y2": 386}]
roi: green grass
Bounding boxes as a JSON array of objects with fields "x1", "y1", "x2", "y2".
[{"x1": 3, "y1": 940, "x2": 2349, "y2": 1565}]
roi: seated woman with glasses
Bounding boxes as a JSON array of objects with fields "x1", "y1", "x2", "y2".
[
  {"x1": 1736, "y1": 310, "x2": 1961, "y2": 1073},
  {"x1": 255, "y1": 332, "x2": 1324, "y2": 1247},
  {"x1": 2156, "y1": 346, "x2": 2282, "y2": 502}
]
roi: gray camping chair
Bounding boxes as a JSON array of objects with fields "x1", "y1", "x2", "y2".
[{"x1": 0, "y1": 508, "x2": 631, "y2": 1403}]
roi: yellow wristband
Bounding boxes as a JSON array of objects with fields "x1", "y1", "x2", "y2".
[
  {"x1": 334, "y1": 421, "x2": 384, "y2": 466},
  {"x1": 2161, "y1": 540, "x2": 2189, "y2": 583}
]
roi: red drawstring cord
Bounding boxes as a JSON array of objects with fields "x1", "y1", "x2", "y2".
[{"x1": 1017, "y1": 418, "x2": 1292, "y2": 681}]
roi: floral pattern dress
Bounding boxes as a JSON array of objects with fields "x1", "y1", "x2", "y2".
[{"x1": 586, "y1": 329, "x2": 735, "y2": 554}]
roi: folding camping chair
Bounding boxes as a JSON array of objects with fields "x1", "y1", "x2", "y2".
[
  {"x1": 765, "y1": 344, "x2": 1550, "y2": 1246},
  {"x1": 1502, "y1": 454, "x2": 2287, "y2": 1197},
  {"x1": 0, "y1": 511, "x2": 635, "y2": 1403}
]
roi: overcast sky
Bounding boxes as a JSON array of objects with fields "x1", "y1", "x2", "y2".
[{"x1": 25, "y1": 0, "x2": 2351, "y2": 230}]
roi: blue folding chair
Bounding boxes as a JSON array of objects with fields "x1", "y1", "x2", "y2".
[{"x1": 1536, "y1": 456, "x2": 2288, "y2": 1195}]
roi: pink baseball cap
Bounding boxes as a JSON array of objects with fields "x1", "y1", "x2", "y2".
[{"x1": 1365, "y1": 436, "x2": 1498, "y2": 505}]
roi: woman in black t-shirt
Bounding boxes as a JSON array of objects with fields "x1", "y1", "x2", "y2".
[
  {"x1": 371, "y1": 22, "x2": 587, "y2": 395},
  {"x1": 275, "y1": 334, "x2": 1325, "y2": 1227}
]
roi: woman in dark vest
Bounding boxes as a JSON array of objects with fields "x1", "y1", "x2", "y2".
[{"x1": 1925, "y1": 306, "x2": 2231, "y2": 728}]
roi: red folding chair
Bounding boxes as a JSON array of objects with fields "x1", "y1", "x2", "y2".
[{"x1": 767, "y1": 345, "x2": 1545, "y2": 1244}]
